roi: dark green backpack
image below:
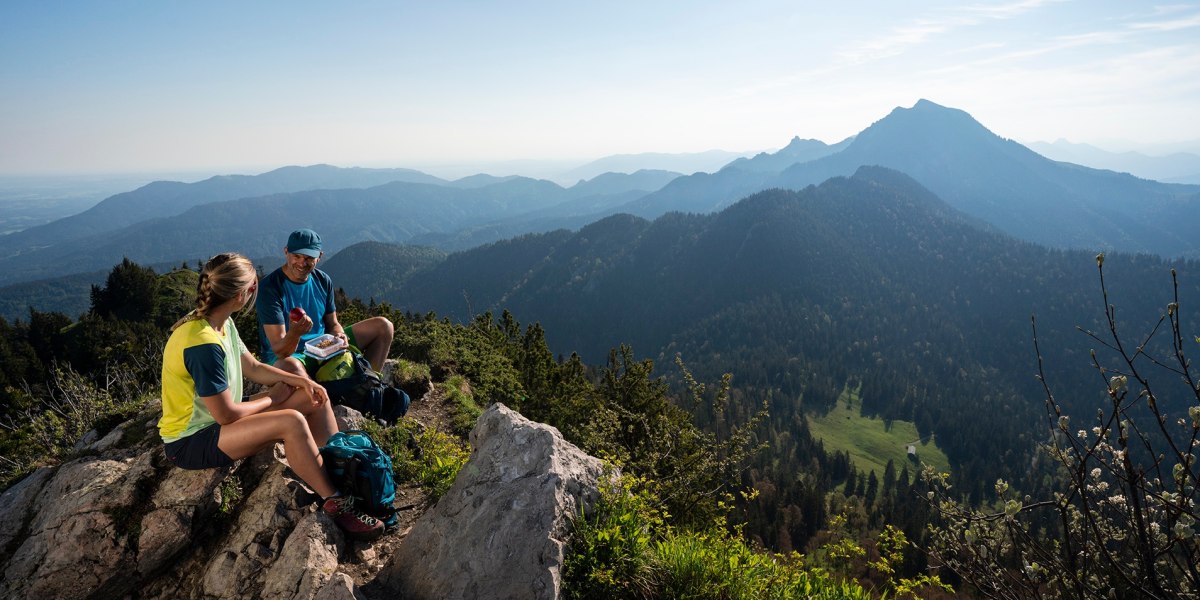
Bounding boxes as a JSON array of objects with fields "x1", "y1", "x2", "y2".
[{"x1": 313, "y1": 347, "x2": 409, "y2": 424}]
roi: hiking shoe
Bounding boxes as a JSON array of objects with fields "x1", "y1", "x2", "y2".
[{"x1": 322, "y1": 495, "x2": 384, "y2": 541}]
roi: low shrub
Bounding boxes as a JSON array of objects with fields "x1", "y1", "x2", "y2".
[
  {"x1": 367, "y1": 419, "x2": 469, "y2": 501},
  {"x1": 563, "y1": 472, "x2": 875, "y2": 600}
]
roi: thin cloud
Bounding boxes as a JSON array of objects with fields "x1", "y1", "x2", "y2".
[
  {"x1": 920, "y1": 4, "x2": 1198, "y2": 74},
  {"x1": 1149, "y1": 4, "x2": 1198, "y2": 16},
  {"x1": 958, "y1": 0, "x2": 1065, "y2": 19},
  {"x1": 839, "y1": 19, "x2": 964, "y2": 63},
  {"x1": 837, "y1": 0, "x2": 1064, "y2": 65},
  {"x1": 1128, "y1": 11, "x2": 1200, "y2": 31}
]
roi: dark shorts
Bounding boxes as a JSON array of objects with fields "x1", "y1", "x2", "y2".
[{"x1": 164, "y1": 423, "x2": 233, "y2": 470}]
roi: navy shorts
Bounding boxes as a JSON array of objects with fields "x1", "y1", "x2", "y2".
[{"x1": 164, "y1": 423, "x2": 234, "y2": 470}]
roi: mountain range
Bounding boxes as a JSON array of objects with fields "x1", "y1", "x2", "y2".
[
  {"x1": 1028, "y1": 139, "x2": 1200, "y2": 184},
  {"x1": 557, "y1": 149, "x2": 754, "y2": 183},
  {"x1": 3, "y1": 99, "x2": 1200, "y2": 322},
  {"x1": 626, "y1": 100, "x2": 1200, "y2": 257},
  {"x1": 0, "y1": 168, "x2": 679, "y2": 288}
]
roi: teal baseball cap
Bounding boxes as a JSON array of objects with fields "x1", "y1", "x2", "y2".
[{"x1": 286, "y1": 229, "x2": 323, "y2": 257}]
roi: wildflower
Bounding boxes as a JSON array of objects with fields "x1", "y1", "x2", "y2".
[
  {"x1": 1004, "y1": 499, "x2": 1022, "y2": 517},
  {"x1": 1174, "y1": 521, "x2": 1193, "y2": 540},
  {"x1": 1109, "y1": 375, "x2": 1127, "y2": 392},
  {"x1": 1189, "y1": 406, "x2": 1200, "y2": 428},
  {"x1": 1078, "y1": 429, "x2": 1088, "y2": 439},
  {"x1": 1091, "y1": 467, "x2": 1102, "y2": 479},
  {"x1": 995, "y1": 479, "x2": 1008, "y2": 496},
  {"x1": 1059, "y1": 415, "x2": 1070, "y2": 430}
]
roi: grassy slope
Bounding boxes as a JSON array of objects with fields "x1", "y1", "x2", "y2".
[{"x1": 806, "y1": 387, "x2": 951, "y2": 478}]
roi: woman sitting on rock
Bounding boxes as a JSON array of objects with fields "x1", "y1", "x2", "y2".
[{"x1": 159, "y1": 252, "x2": 383, "y2": 540}]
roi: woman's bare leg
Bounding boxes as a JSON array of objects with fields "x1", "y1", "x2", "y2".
[
  {"x1": 265, "y1": 383, "x2": 339, "y2": 446},
  {"x1": 216, "y1": 409, "x2": 336, "y2": 498}
]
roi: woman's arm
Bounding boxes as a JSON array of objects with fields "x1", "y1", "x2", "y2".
[
  {"x1": 241, "y1": 351, "x2": 330, "y2": 405},
  {"x1": 202, "y1": 388, "x2": 276, "y2": 425}
]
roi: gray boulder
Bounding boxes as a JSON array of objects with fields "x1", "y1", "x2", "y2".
[
  {"x1": 136, "y1": 463, "x2": 227, "y2": 575},
  {"x1": 379, "y1": 403, "x2": 605, "y2": 600},
  {"x1": 0, "y1": 467, "x2": 53, "y2": 563},
  {"x1": 1, "y1": 452, "x2": 160, "y2": 600}
]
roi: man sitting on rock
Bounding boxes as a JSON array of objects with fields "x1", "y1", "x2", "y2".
[{"x1": 256, "y1": 228, "x2": 394, "y2": 377}]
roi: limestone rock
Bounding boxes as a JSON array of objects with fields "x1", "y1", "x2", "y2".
[
  {"x1": 315, "y1": 573, "x2": 366, "y2": 600},
  {"x1": 90, "y1": 422, "x2": 127, "y2": 452},
  {"x1": 379, "y1": 403, "x2": 605, "y2": 600},
  {"x1": 1, "y1": 451, "x2": 158, "y2": 600},
  {"x1": 260, "y1": 512, "x2": 343, "y2": 599},
  {"x1": 197, "y1": 459, "x2": 316, "y2": 599},
  {"x1": 137, "y1": 464, "x2": 227, "y2": 575},
  {"x1": 333, "y1": 404, "x2": 367, "y2": 432},
  {"x1": 0, "y1": 467, "x2": 52, "y2": 564}
]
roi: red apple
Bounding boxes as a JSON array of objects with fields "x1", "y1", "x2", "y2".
[{"x1": 289, "y1": 307, "x2": 305, "y2": 322}]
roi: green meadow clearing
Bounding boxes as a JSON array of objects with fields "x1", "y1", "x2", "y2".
[{"x1": 806, "y1": 388, "x2": 951, "y2": 478}]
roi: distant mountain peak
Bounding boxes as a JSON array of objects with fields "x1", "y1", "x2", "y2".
[
  {"x1": 781, "y1": 136, "x2": 828, "y2": 150},
  {"x1": 857, "y1": 99, "x2": 998, "y2": 149},
  {"x1": 720, "y1": 136, "x2": 850, "y2": 174},
  {"x1": 887, "y1": 99, "x2": 975, "y2": 122}
]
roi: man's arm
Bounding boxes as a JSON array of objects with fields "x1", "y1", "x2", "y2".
[
  {"x1": 256, "y1": 270, "x2": 312, "y2": 359},
  {"x1": 262, "y1": 317, "x2": 312, "y2": 360}
]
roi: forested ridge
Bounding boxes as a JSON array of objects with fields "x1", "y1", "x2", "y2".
[{"x1": 350, "y1": 166, "x2": 1200, "y2": 551}]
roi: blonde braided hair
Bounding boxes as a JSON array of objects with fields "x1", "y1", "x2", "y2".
[{"x1": 171, "y1": 252, "x2": 257, "y2": 331}]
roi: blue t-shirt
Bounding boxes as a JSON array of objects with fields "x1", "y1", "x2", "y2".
[{"x1": 256, "y1": 267, "x2": 337, "y2": 364}]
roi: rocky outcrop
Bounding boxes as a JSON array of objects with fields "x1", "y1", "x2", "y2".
[
  {"x1": 0, "y1": 394, "x2": 604, "y2": 599},
  {"x1": 378, "y1": 403, "x2": 606, "y2": 600}
]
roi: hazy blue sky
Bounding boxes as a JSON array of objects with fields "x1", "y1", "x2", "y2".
[{"x1": 2, "y1": 0, "x2": 1198, "y2": 176}]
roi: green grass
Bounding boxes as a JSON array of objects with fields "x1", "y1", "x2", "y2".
[{"x1": 806, "y1": 387, "x2": 951, "y2": 478}]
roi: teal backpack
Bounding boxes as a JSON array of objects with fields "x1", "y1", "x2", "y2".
[{"x1": 320, "y1": 430, "x2": 398, "y2": 529}]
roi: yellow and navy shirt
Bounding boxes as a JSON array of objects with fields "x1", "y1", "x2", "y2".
[{"x1": 159, "y1": 317, "x2": 246, "y2": 443}]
